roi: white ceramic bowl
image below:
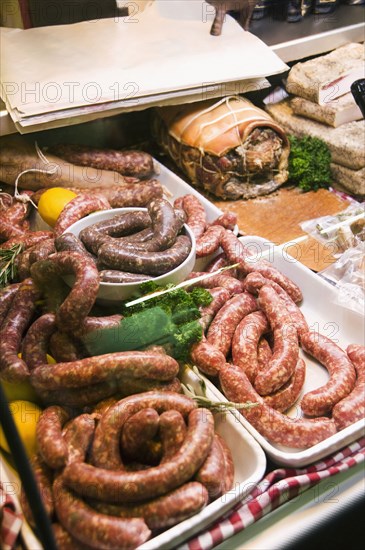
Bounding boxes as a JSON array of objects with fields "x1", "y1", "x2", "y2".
[{"x1": 64, "y1": 207, "x2": 196, "y2": 305}]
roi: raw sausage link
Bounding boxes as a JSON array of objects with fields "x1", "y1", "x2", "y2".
[
  {"x1": 0, "y1": 283, "x2": 20, "y2": 328},
  {"x1": 53, "y1": 194, "x2": 110, "y2": 237},
  {"x1": 347, "y1": 344, "x2": 365, "y2": 366},
  {"x1": 0, "y1": 216, "x2": 26, "y2": 240},
  {"x1": 15, "y1": 239, "x2": 56, "y2": 282},
  {"x1": 300, "y1": 332, "x2": 357, "y2": 416},
  {"x1": 63, "y1": 414, "x2": 96, "y2": 464},
  {"x1": 89, "y1": 482, "x2": 209, "y2": 530},
  {"x1": 14, "y1": 247, "x2": 34, "y2": 280},
  {"x1": 173, "y1": 196, "x2": 184, "y2": 209},
  {"x1": 121, "y1": 408, "x2": 160, "y2": 461},
  {"x1": 79, "y1": 210, "x2": 151, "y2": 254},
  {"x1": 194, "y1": 434, "x2": 226, "y2": 498},
  {"x1": 116, "y1": 376, "x2": 182, "y2": 398},
  {"x1": 196, "y1": 225, "x2": 225, "y2": 258},
  {"x1": 190, "y1": 339, "x2": 226, "y2": 377},
  {"x1": 257, "y1": 337, "x2": 272, "y2": 371},
  {"x1": 30, "y1": 351, "x2": 179, "y2": 391},
  {"x1": 48, "y1": 252, "x2": 100, "y2": 333},
  {"x1": 41, "y1": 377, "x2": 182, "y2": 408},
  {"x1": 19, "y1": 453, "x2": 54, "y2": 528},
  {"x1": 254, "y1": 285, "x2": 299, "y2": 395},
  {"x1": 52, "y1": 524, "x2": 95, "y2": 550},
  {"x1": 39, "y1": 380, "x2": 119, "y2": 408},
  {"x1": 215, "y1": 433, "x2": 234, "y2": 493},
  {"x1": 55, "y1": 232, "x2": 97, "y2": 264},
  {"x1": 70, "y1": 180, "x2": 163, "y2": 208},
  {"x1": 0, "y1": 278, "x2": 40, "y2": 382},
  {"x1": 242, "y1": 272, "x2": 308, "y2": 339},
  {"x1": 90, "y1": 392, "x2": 197, "y2": 470},
  {"x1": 332, "y1": 345, "x2": 365, "y2": 430},
  {"x1": 219, "y1": 363, "x2": 337, "y2": 448},
  {"x1": 0, "y1": 193, "x2": 31, "y2": 225},
  {"x1": 49, "y1": 331, "x2": 84, "y2": 363},
  {"x1": 0, "y1": 231, "x2": 54, "y2": 251},
  {"x1": 219, "y1": 229, "x2": 246, "y2": 264},
  {"x1": 53, "y1": 476, "x2": 151, "y2": 550},
  {"x1": 36, "y1": 406, "x2": 70, "y2": 469},
  {"x1": 182, "y1": 195, "x2": 207, "y2": 239},
  {"x1": 159, "y1": 410, "x2": 187, "y2": 463},
  {"x1": 199, "y1": 286, "x2": 231, "y2": 332},
  {"x1": 185, "y1": 271, "x2": 244, "y2": 295},
  {"x1": 63, "y1": 408, "x2": 215, "y2": 502},
  {"x1": 147, "y1": 197, "x2": 180, "y2": 250},
  {"x1": 263, "y1": 358, "x2": 306, "y2": 412},
  {"x1": 207, "y1": 292, "x2": 258, "y2": 356},
  {"x1": 49, "y1": 144, "x2": 155, "y2": 178},
  {"x1": 98, "y1": 234, "x2": 191, "y2": 276},
  {"x1": 231, "y1": 311, "x2": 270, "y2": 383},
  {"x1": 22, "y1": 313, "x2": 57, "y2": 371},
  {"x1": 210, "y1": 211, "x2": 237, "y2": 231},
  {"x1": 99, "y1": 270, "x2": 152, "y2": 283},
  {"x1": 205, "y1": 253, "x2": 229, "y2": 273},
  {"x1": 96, "y1": 198, "x2": 183, "y2": 255},
  {"x1": 75, "y1": 314, "x2": 123, "y2": 338},
  {"x1": 28, "y1": 238, "x2": 56, "y2": 265},
  {"x1": 239, "y1": 259, "x2": 303, "y2": 304},
  {"x1": 118, "y1": 227, "x2": 154, "y2": 243},
  {"x1": 30, "y1": 259, "x2": 69, "y2": 313}
]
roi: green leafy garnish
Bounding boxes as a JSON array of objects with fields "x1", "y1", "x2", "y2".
[
  {"x1": 288, "y1": 135, "x2": 332, "y2": 192},
  {"x1": 82, "y1": 285, "x2": 213, "y2": 363},
  {"x1": 0, "y1": 244, "x2": 23, "y2": 288},
  {"x1": 123, "y1": 281, "x2": 213, "y2": 316}
]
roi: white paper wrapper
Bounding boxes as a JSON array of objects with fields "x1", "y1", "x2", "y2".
[{"x1": 0, "y1": 0, "x2": 287, "y2": 130}]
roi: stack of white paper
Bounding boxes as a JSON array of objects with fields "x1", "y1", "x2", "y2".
[{"x1": 0, "y1": 1, "x2": 288, "y2": 134}]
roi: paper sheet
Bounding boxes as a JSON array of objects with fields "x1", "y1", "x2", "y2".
[{"x1": 0, "y1": 1, "x2": 287, "y2": 130}]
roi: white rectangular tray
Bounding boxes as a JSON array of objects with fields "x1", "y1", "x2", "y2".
[
  {"x1": 204, "y1": 235, "x2": 365, "y2": 468},
  {"x1": 1, "y1": 374, "x2": 266, "y2": 550}
]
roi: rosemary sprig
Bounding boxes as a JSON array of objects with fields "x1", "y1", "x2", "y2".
[
  {"x1": 182, "y1": 365, "x2": 258, "y2": 414},
  {"x1": 0, "y1": 243, "x2": 23, "y2": 288}
]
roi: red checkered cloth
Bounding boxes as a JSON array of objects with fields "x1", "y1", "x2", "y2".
[
  {"x1": 0, "y1": 483, "x2": 23, "y2": 550},
  {"x1": 180, "y1": 437, "x2": 365, "y2": 550}
]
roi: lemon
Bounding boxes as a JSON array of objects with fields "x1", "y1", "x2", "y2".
[
  {"x1": 1, "y1": 379, "x2": 39, "y2": 403},
  {"x1": 38, "y1": 187, "x2": 77, "y2": 227},
  {"x1": 0, "y1": 400, "x2": 42, "y2": 457}
]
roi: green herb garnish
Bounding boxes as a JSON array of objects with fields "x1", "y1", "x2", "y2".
[
  {"x1": 288, "y1": 135, "x2": 332, "y2": 192},
  {"x1": 182, "y1": 366, "x2": 258, "y2": 413},
  {"x1": 0, "y1": 244, "x2": 23, "y2": 288},
  {"x1": 82, "y1": 285, "x2": 213, "y2": 363}
]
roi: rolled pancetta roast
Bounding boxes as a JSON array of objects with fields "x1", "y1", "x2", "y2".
[{"x1": 152, "y1": 95, "x2": 290, "y2": 200}]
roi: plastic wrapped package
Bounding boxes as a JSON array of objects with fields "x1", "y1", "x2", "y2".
[
  {"x1": 300, "y1": 202, "x2": 365, "y2": 257},
  {"x1": 319, "y1": 242, "x2": 365, "y2": 315}
]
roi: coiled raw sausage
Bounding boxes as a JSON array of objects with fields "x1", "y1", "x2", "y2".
[
  {"x1": 62, "y1": 408, "x2": 214, "y2": 502},
  {"x1": 219, "y1": 363, "x2": 336, "y2": 448}
]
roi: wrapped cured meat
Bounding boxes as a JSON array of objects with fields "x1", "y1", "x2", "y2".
[{"x1": 152, "y1": 96, "x2": 290, "y2": 200}]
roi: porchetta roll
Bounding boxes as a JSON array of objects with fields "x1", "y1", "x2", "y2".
[{"x1": 152, "y1": 95, "x2": 290, "y2": 200}]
